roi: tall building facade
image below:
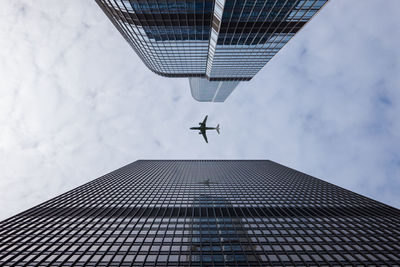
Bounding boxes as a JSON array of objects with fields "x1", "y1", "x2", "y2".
[
  {"x1": 1, "y1": 160, "x2": 400, "y2": 266},
  {"x1": 95, "y1": 0, "x2": 329, "y2": 102}
]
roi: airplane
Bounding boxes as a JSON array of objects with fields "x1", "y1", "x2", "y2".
[{"x1": 190, "y1": 115, "x2": 220, "y2": 143}]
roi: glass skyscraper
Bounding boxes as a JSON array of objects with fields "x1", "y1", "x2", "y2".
[
  {"x1": 95, "y1": 0, "x2": 329, "y2": 102},
  {"x1": 1, "y1": 160, "x2": 399, "y2": 266}
]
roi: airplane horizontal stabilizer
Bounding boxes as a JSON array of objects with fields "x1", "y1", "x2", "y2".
[{"x1": 216, "y1": 124, "x2": 220, "y2": 134}]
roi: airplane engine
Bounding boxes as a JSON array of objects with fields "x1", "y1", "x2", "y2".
[{"x1": 199, "y1": 132, "x2": 202, "y2": 134}]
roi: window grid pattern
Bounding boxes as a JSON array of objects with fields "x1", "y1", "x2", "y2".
[
  {"x1": 95, "y1": 0, "x2": 328, "y2": 81},
  {"x1": 95, "y1": 0, "x2": 213, "y2": 77},
  {"x1": 207, "y1": 0, "x2": 328, "y2": 79},
  {"x1": 1, "y1": 160, "x2": 400, "y2": 266}
]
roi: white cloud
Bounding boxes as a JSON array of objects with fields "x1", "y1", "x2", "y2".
[{"x1": 0, "y1": 0, "x2": 399, "y2": 220}]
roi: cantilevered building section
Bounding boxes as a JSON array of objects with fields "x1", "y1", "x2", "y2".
[
  {"x1": 95, "y1": 0, "x2": 329, "y2": 102},
  {"x1": 1, "y1": 160, "x2": 400, "y2": 266},
  {"x1": 189, "y1": 77, "x2": 240, "y2": 102}
]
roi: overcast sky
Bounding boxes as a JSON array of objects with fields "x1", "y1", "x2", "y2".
[{"x1": 0, "y1": 0, "x2": 399, "y2": 220}]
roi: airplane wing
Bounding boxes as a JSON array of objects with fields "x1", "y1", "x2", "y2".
[
  {"x1": 201, "y1": 130, "x2": 208, "y2": 143},
  {"x1": 202, "y1": 115, "x2": 208, "y2": 126}
]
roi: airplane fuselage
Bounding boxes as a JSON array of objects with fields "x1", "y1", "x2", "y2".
[{"x1": 190, "y1": 126, "x2": 216, "y2": 131}]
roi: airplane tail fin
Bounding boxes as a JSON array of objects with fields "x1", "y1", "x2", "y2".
[{"x1": 216, "y1": 124, "x2": 220, "y2": 134}]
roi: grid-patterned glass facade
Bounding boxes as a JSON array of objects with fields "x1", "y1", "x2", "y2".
[
  {"x1": 95, "y1": 0, "x2": 213, "y2": 77},
  {"x1": 206, "y1": 0, "x2": 327, "y2": 79},
  {"x1": 1, "y1": 160, "x2": 400, "y2": 266},
  {"x1": 95, "y1": 0, "x2": 329, "y2": 101}
]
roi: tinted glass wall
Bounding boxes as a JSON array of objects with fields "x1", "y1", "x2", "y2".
[
  {"x1": 1, "y1": 160, "x2": 399, "y2": 266},
  {"x1": 95, "y1": 0, "x2": 329, "y2": 80}
]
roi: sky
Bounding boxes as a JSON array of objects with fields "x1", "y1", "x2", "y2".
[{"x1": 0, "y1": 0, "x2": 400, "y2": 220}]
